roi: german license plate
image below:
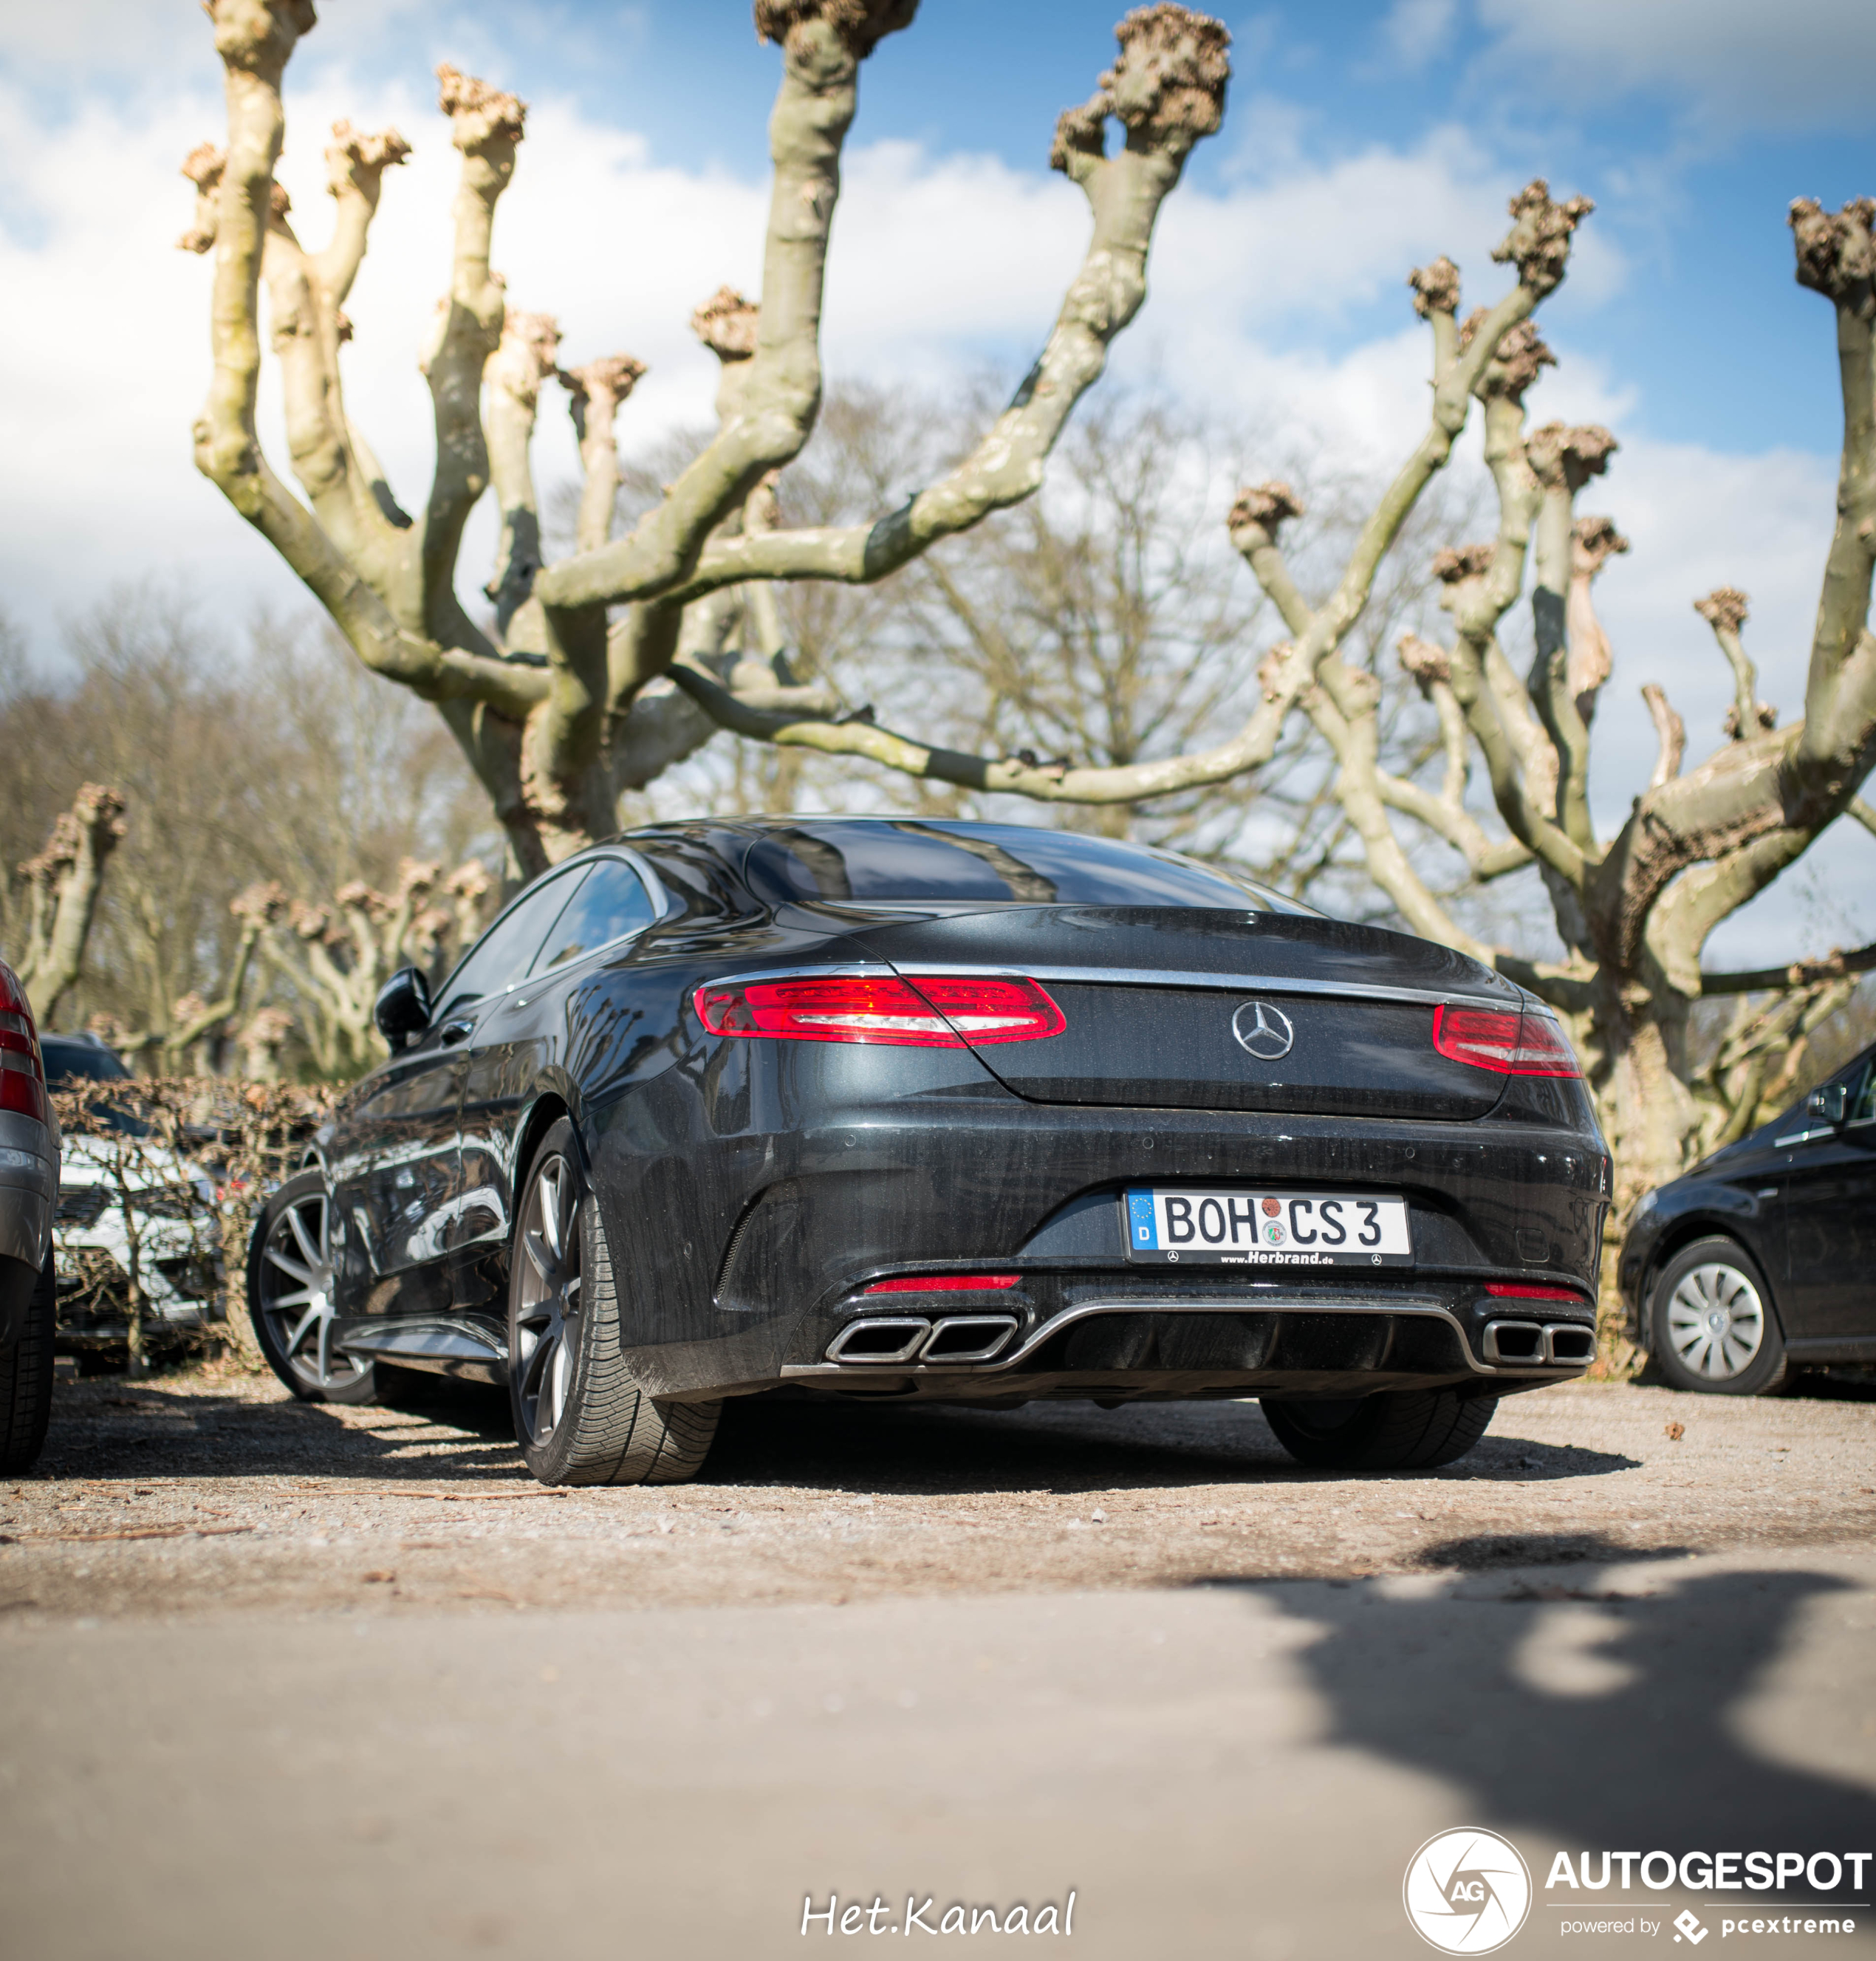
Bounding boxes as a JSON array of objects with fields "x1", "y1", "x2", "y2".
[{"x1": 1122, "y1": 1188, "x2": 1413, "y2": 1267}]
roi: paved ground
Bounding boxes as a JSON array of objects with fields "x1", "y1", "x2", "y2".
[{"x1": 2, "y1": 1369, "x2": 1874, "y2": 1957}]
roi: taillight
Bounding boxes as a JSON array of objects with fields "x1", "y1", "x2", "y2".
[
  {"x1": 1485, "y1": 1281, "x2": 1590, "y2": 1303},
  {"x1": 862, "y1": 1273, "x2": 1019, "y2": 1293},
  {"x1": 0, "y1": 962, "x2": 47, "y2": 1123},
  {"x1": 694, "y1": 974, "x2": 1064, "y2": 1048},
  {"x1": 1432, "y1": 1003, "x2": 1581, "y2": 1078},
  {"x1": 903, "y1": 976, "x2": 1065, "y2": 1044}
]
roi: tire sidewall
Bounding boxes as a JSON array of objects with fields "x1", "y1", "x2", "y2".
[
  {"x1": 1649, "y1": 1235, "x2": 1787, "y2": 1397},
  {"x1": 247, "y1": 1168, "x2": 377, "y2": 1405}
]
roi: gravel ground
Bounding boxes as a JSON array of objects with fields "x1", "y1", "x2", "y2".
[{"x1": 4, "y1": 1364, "x2": 1874, "y2": 1619}]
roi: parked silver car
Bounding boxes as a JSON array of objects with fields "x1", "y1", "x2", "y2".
[
  {"x1": 0, "y1": 957, "x2": 58, "y2": 1471},
  {"x1": 41, "y1": 1033, "x2": 221, "y2": 1361}
]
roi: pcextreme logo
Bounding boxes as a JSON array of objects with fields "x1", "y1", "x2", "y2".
[{"x1": 1404, "y1": 1829, "x2": 1533, "y2": 1954}]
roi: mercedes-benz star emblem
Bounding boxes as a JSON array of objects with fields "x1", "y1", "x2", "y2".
[{"x1": 1232, "y1": 999, "x2": 1295, "y2": 1061}]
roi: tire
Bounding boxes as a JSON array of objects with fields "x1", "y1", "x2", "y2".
[
  {"x1": 247, "y1": 1170, "x2": 377, "y2": 1405},
  {"x1": 1648, "y1": 1235, "x2": 1788, "y2": 1396},
  {"x1": 507, "y1": 1118, "x2": 719, "y2": 1487},
  {"x1": 1261, "y1": 1388, "x2": 1498, "y2": 1471},
  {"x1": 0, "y1": 1252, "x2": 56, "y2": 1472}
]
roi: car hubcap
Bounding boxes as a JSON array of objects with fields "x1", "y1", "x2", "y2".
[
  {"x1": 259, "y1": 1193, "x2": 363, "y2": 1391},
  {"x1": 514, "y1": 1154, "x2": 581, "y2": 1446},
  {"x1": 1666, "y1": 1262, "x2": 1764, "y2": 1380}
]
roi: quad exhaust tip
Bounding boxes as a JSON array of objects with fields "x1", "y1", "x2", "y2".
[
  {"x1": 1482, "y1": 1318, "x2": 1595, "y2": 1366},
  {"x1": 826, "y1": 1314, "x2": 1019, "y2": 1366}
]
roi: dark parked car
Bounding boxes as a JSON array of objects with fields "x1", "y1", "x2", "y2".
[
  {"x1": 1620, "y1": 1039, "x2": 1876, "y2": 1394},
  {"x1": 248, "y1": 818, "x2": 1610, "y2": 1485},
  {"x1": 0, "y1": 957, "x2": 58, "y2": 1471}
]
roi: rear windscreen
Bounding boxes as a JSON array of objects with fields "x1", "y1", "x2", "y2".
[
  {"x1": 742, "y1": 821, "x2": 1315, "y2": 913},
  {"x1": 41, "y1": 1039, "x2": 131, "y2": 1086}
]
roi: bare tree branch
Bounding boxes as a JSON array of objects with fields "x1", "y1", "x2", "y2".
[
  {"x1": 1643, "y1": 681, "x2": 1685, "y2": 789},
  {"x1": 1695, "y1": 586, "x2": 1778, "y2": 739},
  {"x1": 647, "y1": 5, "x2": 1232, "y2": 609}
]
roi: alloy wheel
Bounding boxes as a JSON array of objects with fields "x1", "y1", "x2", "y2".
[
  {"x1": 1664, "y1": 1261, "x2": 1765, "y2": 1380},
  {"x1": 513, "y1": 1151, "x2": 582, "y2": 1446},
  {"x1": 257, "y1": 1191, "x2": 366, "y2": 1393}
]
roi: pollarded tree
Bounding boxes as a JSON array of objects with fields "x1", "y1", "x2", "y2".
[
  {"x1": 6, "y1": 784, "x2": 127, "y2": 1024},
  {"x1": 184, "y1": 0, "x2": 1230, "y2": 875},
  {"x1": 685, "y1": 185, "x2": 1876, "y2": 1245}
]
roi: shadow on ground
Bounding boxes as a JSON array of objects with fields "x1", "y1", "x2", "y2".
[
  {"x1": 27, "y1": 1370, "x2": 1641, "y2": 1495},
  {"x1": 1223, "y1": 1533, "x2": 1875, "y2": 1912},
  {"x1": 698, "y1": 1392, "x2": 1638, "y2": 1496}
]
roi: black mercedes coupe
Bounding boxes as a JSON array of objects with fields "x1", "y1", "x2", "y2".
[{"x1": 247, "y1": 818, "x2": 1609, "y2": 1485}]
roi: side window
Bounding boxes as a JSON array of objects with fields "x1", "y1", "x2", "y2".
[
  {"x1": 530, "y1": 860, "x2": 657, "y2": 976},
  {"x1": 1849, "y1": 1058, "x2": 1876, "y2": 1125},
  {"x1": 434, "y1": 872, "x2": 582, "y2": 1019}
]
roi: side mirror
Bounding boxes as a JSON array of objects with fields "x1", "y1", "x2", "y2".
[
  {"x1": 373, "y1": 966, "x2": 433, "y2": 1049},
  {"x1": 1807, "y1": 1082, "x2": 1848, "y2": 1127}
]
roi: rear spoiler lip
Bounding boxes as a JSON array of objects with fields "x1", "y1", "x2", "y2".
[
  {"x1": 884, "y1": 962, "x2": 1514, "y2": 1015},
  {"x1": 694, "y1": 960, "x2": 1514, "y2": 1018}
]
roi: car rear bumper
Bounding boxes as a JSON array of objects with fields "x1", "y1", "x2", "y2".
[
  {"x1": 590, "y1": 1058, "x2": 1606, "y2": 1404},
  {"x1": 775, "y1": 1274, "x2": 1594, "y2": 1405},
  {"x1": 0, "y1": 1134, "x2": 55, "y2": 1357}
]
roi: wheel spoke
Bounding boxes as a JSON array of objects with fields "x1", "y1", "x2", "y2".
[
  {"x1": 523, "y1": 1229, "x2": 555, "y2": 1285},
  {"x1": 544, "y1": 1336, "x2": 569, "y2": 1432},
  {"x1": 316, "y1": 1312, "x2": 333, "y2": 1386},
  {"x1": 269, "y1": 1287, "x2": 314, "y2": 1311},
  {"x1": 285, "y1": 1302, "x2": 323, "y2": 1358},
  {"x1": 522, "y1": 1325, "x2": 558, "y2": 1401},
  {"x1": 516, "y1": 1299, "x2": 555, "y2": 1335},
  {"x1": 287, "y1": 1202, "x2": 323, "y2": 1271},
  {"x1": 265, "y1": 1247, "x2": 314, "y2": 1286},
  {"x1": 540, "y1": 1166, "x2": 564, "y2": 1259}
]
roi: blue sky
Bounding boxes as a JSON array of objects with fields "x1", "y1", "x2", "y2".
[
  {"x1": 61, "y1": 0, "x2": 1863, "y2": 454},
  {"x1": 1, "y1": 0, "x2": 1872, "y2": 962}
]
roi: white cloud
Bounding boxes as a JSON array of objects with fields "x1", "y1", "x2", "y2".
[
  {"x1": 0, "y1": 42, "x2": 1864, "y2": 962},
  {"x1": 1381, "y1": 0, "x2": 1457, "y2": 70},
  {"x1": 1473, "y1": 0, "x2": 1876, "y2": 131}
]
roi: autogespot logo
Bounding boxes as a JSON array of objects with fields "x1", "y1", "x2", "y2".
[
  {"x1": 1232, "y1": 999, "x2": 1295, "y2": 1060},
  {"x1": 1404, "y1": 1829, "x2": 1533, "y2": 1953}
]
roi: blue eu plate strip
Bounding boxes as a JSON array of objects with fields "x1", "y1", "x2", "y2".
[{"x1": 1126, "y1": 1191, "x2": 1157, "y2": 1250}]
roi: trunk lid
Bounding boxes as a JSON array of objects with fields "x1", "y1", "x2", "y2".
[{"x1": 842, "y1": 906, "x2": 1519, "y2": 1121}]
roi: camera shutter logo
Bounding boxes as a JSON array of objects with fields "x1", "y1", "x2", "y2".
[
  {"x1": 1232, "y1": 1000, "x2": 1295, "y2": 1061},
  {"x1": 1403, "y1": 1829, "x2": 1531, "y2": 1953}
]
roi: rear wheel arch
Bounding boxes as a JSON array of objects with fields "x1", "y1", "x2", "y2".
[
  {"x1": 1640, "y1": 1213, "x2": 1777, "y2": 1315},
  {"x1": 510, "y1": 1090, "x2": 575, "y2": 1213}
]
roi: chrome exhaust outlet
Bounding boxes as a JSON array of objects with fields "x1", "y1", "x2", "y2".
[
  {"x1": 826, "y1": 1318, "x2": 931, "y2": 1365},
  {"x1": 1482, "y1": 1318, "x2": 1545, "y2": 1366},
  {"x1": 1544, "y1": 1324, "x2": 1595, "y2": 1364},
  {"x1": 920, "y1": 1315, "x2": 1019, "y2": 1364}
]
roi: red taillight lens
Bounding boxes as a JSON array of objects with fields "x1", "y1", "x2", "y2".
[
  {"x1": 1485, "y1": 1281, "x2": 1590, "y2": 1303},
  {"x1": 901, "y1": 976, "x2": 1065, "y2": 1045},
  {"x1": 0, "y1": 963, "x2": 45, "y2": 1120},
  {"x1": 0, "y1": 1067, "x2": 46, "y2": 1122},
  {"x1": 1432, "y1": 1004, "x2": 1581, "y2": 1078},
  {"x1": 862, "y1": 1273, "x2": 1019, "y2": 1294},
  {"x1": 694, "y1": 974, "x2": 1064, "y2": 1048}
]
